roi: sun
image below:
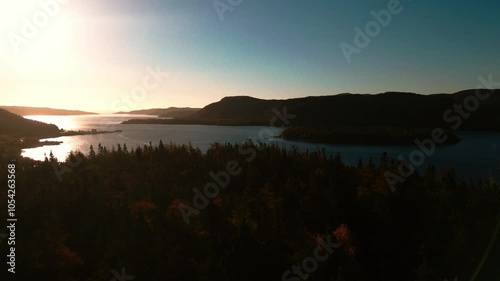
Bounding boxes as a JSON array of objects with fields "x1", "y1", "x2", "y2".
[
  {"x1": 9, "y1": 12, "x2": 84, "y2": 78},
  {"x1": 0, "y1": 0, "x2": 82, "y2": 67},
  {"x1": 0, "y1": 1, "x2": 41, "y2": 32}
]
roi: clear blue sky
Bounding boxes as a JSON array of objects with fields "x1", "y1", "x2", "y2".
[{"x1": 1, "y1": 0, "x2": 499, "y2": 112}]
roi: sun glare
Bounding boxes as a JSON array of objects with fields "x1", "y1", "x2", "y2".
[
  {"x1": 24, "y1": 115, "x2": 76, "y2": 130},
  {"x1": 0, "y1": 1, "x2": 39, "y2": 32},
  {"x1": 16, "y1": 14, "x2": 78, "y2": 68}
]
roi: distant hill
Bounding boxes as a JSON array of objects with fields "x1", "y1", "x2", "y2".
[
  {"x1": 115, "y1": 107, "x2": 200, "y2": 117},
  {"x1": 123, "y1": 89, "x2": 500, "y2": 131},
  {"x1": 158, "y1": 108, "x2": 201, "y2": 118},
  {"x1": 0, "y1": 108, "x2": 60, "y2": 137},
  {"x1": 186, "y1": 90, "x2": 500, "y2": 129},
  {"x1": 0, "y1": 106, "x2": 97, "y2": 116}
]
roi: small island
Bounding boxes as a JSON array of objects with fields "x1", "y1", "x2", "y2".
[
  {"x1": 20, "y1": 139, "x2": 63, "y2": 148},
  {"x1": 60, "y1": 129, "x2": 122, "y2": 137},
  {"x1": 121, "y1": 118, "x2": 268, "y2": 126},
  {"x1": 279, "y1": 126, "x2": 461, "y2": 145}
]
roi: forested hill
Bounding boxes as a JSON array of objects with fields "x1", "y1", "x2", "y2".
[
  {"x1": 185, "y1": 89, "x2": 500, "y2": 129},
  {"x1": 0, "y1": 106, "x2": 97, "y2": 116},
  {"x1": 0, "y1": 108, "x2": 60, "y2": 137}
]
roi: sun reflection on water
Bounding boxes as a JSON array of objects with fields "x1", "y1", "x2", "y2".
[{"x1": 24, "y1": 115, "x2": 78, "y2": 131}]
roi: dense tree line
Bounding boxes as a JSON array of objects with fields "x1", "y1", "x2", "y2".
[{"x1": 0, "y1": 141, "x2": 499, "y2": 281}]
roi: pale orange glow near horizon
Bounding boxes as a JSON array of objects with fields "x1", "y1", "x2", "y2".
[
  {"x1": 0, "y1": 1, "x2": 236, "y2": 113},
  {"x1": 2, "y1": 0, "x2": 497, "y2": 114}
]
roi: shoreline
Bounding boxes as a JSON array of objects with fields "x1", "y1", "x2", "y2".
[
  {"x1": 18, "y1": 130, "x2": 123, "y2": 151},
  {"x1": 121, "y1": 119, "x2": 470, "y2": 146}
]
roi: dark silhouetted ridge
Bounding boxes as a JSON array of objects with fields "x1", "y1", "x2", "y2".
[
  {"x1": 0, "y1": 108, "x2": 60, "y2": 137},
  {"x1": 185, "y1": 89, "x2": 500, "y2": 130}
]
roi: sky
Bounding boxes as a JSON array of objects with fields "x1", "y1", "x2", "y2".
[{"x1": 0, "y1": 0, "x2": 499, "y2": 113}]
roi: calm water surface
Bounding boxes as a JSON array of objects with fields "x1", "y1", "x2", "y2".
[{"x1": 22, "y1": 115, "x2": 500, "y2": 181}]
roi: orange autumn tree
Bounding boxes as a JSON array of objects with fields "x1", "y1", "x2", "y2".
[{"x1": 333, "y1": 223, "x2": 357, "y2": 257}]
